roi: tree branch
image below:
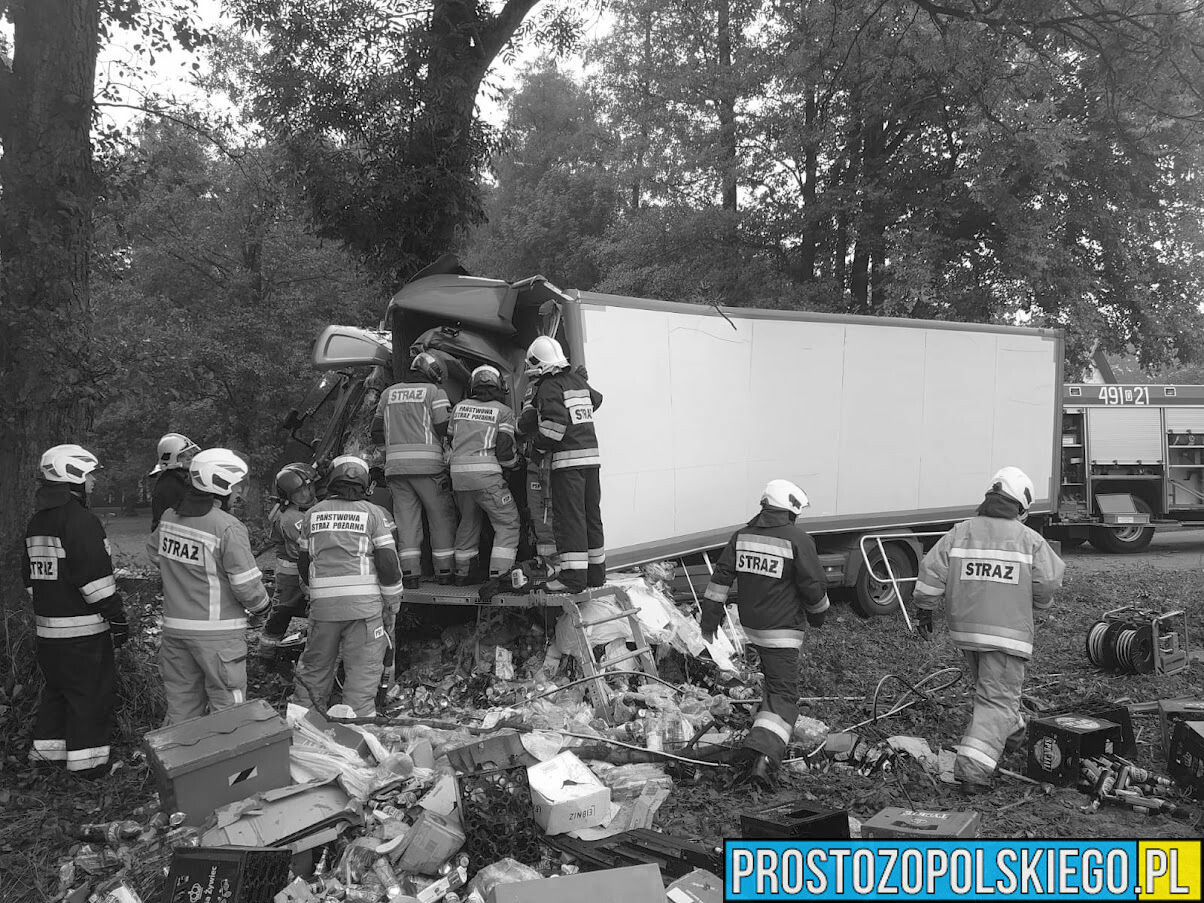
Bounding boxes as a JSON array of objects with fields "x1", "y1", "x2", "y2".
[{"x1": 478, "y1": 0, "x2": 543, "y2": 65}]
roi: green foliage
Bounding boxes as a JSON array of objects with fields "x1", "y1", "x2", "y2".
[
  {"x1": 86, "y1": 122, "x2": 383, "y2": 505},
  {"x1": 229, "y1": 0, "x2": 592, "y2": 282}
]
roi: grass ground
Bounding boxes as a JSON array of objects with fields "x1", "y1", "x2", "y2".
[{"x1": 0, "y1": 566, "x2": 1200, "y2": 901}]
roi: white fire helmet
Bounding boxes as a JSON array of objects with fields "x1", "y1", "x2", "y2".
[
  {"x1": 327, "y1": 454, "x2": 371, "y2": 490},
  {"x1": 154, "y1": 432, "x2": 200, "y2": 475},
  {"x1": 524, "y1": 336, "x2": 569, "y2": 377},
  {"x1": 40, "y1": 444, "x2": 101, "y2": 485},
  {"x1": 189, "y1": 448, "x2": 249, "y2": 497},
  {"x1": 470, "y1": 364, "x2": 503, "y2": 392},
  {"x1": 990, "y1": 466, "x2": 1035, "y2": 514},
  {"x1": 761, "y1": 479, "x2": 810, "y2": 516}
]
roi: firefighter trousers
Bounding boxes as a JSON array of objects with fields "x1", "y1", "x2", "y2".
[
  {"x1": 293, "y1": 615, "x2": 387, "y2": 718},
  {"x1": 159, "y1": 634, "x2": 248, "y2": 725},
  {"x1": 263, "y1": 572, "x2": 307, "y2": 642},
  {"x1": 526, "y1": 458, "x2": 557, "y2": 559},
  {"x1": 955, "y1": 649, "x2": 1027, "y2": 785},
  {"x1": 388, "y1": 474, "x2": 457, "y2": 577},
  {"x1": 31, "y1": 635, "x2": 116, "y2": 774},
  {"x1": 743, "y1": 644, "x2": 799, "y2": 764},
  {"x1": 453, "y1": 474, "x2": 521, "y2": 577},
  {"x1": 550, "y1": 465, "x2": 605, "y2": 591}
]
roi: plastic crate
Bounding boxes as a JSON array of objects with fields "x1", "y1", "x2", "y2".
[
  {"x1": 457, "y1": 765, "x2": 543, "y2": 868},
  {"x1": 740, "y1": 801, "x2": 850, "y2": 839},
  {"x1": 163, "y1": 846, "x2": 292, "y2": 903}
]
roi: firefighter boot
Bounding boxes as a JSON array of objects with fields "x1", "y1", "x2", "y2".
[{"x1": 402, "y1": 576, "x2": 422, "y2": 590}]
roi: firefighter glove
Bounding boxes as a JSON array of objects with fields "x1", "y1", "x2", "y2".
[
  {"x1": 917, "y1": 607, "x2": 934, "y2": 636},
  {"x1": 573, "y1": 364, "x2": 590, "y2": 381},
  {"x1": 246, "y1": 600, "x2": 270, "y2": 630},
  {"x1": 108, "y1": 609, "x2": 130, "y2": 649},
  {"x1": 702, "y1": 626, "x2": 717, "y2": 644},
  {"x1": 806, "y1": 609, "x2": 826, "y2": 629}
]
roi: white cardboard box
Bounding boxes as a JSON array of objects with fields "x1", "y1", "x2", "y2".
[{"x1": 526, "y1": 751, "x2": 612, "y2": 835}]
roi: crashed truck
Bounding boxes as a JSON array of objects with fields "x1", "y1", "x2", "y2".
[{"x1": 281, "y1": 256, "x2": 1064, "y2": 618}]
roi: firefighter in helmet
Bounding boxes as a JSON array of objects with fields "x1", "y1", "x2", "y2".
[
  {"x1": 524, "y1": 336, "x2": 605, "y2": 592},
  {"x1": 914, "y1": 466, "x2": 1065, "y2": 789},
  {"x1": 24, "y1": 445, "x2": 128, "y2": 777},
  {"x1": 701, "y1": 479, "x2": 829, "y2": 786},
  {"x1": 293, "y1": 455, "x2": 403, "y2": 717},
  {"x1": 448, "y1": 365, "x2": 523, "y2": 582},
  {"x1": 257, "y1": 463, "x2": 318, "y2": 664},
  {"x1": 149, "y1": 432, "x2": 200, "y2": 530},
  {"x1": 371, "y1": 351, "x2": 458, "y2": 587},
  {"x1": 149, "y1": 448, "x2": 271, "y2": 724}
]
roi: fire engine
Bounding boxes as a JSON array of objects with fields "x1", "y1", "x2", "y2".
[{"x1": 1046, "y1": 383, "x2": 1204, "y2": 552}]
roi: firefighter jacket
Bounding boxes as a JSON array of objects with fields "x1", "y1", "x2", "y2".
[
  {"x1": 531, "y1": 369, "x2": 602, "y2": 470},
  {"x1": 701, "y1": 508, "x2": 830, "y2": 649},
  {"x1": 371, "y1": 374, "x2": 452, "y2": 477},
  {"x1": 151, "y1": 469, "x2": 191, "y2": 529},
  {"x1": 448, "y1": 390, "x2": 518, "y2": 491},
  {"x1": 299, "y1": 497, "x2": 403, "y2": 621},
  {"x1": 913, "y1": 514, "x2": 1065, "y2": 660},
  {"x1": 269, "y1": 503, "x2": 308, "y2": 576},
  {"x1": 148, "y1": 491, "x2": 270, "y2": 639},
  {"x1": 23, "y1": 484, "x2": 121, "y2": 640}
]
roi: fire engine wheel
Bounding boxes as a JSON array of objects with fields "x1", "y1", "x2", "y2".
[
  {"x1": 852, "y1": 544, "x2": 913, "y2": 619},
  {"x1": 1088, "y1": 498, "x2": 1154, "y2": 554}
]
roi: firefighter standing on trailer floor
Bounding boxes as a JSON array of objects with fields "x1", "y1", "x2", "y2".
[
  {"x1": 149, "y1": 433, "x2": 200, "y2": 530},
  {"x1": 518, "y1": 381, "x2": 558, "y2": 564},
  {"x1": 524, "y1": 336, "x2": 605, "y2": 592},
  {"x1": 701, "y1": 480, "x2": 829, "y2": 784},
  {"x1": 448, "y1": 366, "x2": 522, "y2": 582},
  {"x1": 293, "y1": 455, "x2": 403, "y2": 716},
  {"x1": 257, "y1": 463, "x2": 318, "y2": 663},
  {"x1": 913, "y1": 466, "x2": 1065, "y2": 789},
  {"x1": 149, "y1": 448, "x2": 271, "y2": 725},
  {"x1": 24, "y1": 445, "x2": 128, "y2": 777},
  {"x1": 371, "y1": 351, "x2": 458, "y2": 587}
]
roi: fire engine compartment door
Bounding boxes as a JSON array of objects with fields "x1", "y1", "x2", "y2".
[{"x1": 1086, "y1": 407, "x2": 1164, "y2": 463}]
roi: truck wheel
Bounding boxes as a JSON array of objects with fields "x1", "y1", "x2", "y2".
[
  {"x1": 852, "y1": 544, "x2": 913, "y2": 618},
  {"x1": 1088, "y1": 498, "x2": 1154, "y2": 554}
]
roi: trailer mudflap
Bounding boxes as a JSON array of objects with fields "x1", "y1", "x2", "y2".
[{"x1": 1095, "y1": 493, "x2": 1152, "y2": 526}]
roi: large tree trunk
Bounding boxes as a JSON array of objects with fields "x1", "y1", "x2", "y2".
[
  {"x1": 416, "y1": 0, "x2": 540, "y2": 256},
  {"x1": 0, "y1": 0, "x2": 101, "y2": 599}
]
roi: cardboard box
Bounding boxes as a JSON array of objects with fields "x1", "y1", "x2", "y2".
[
  {"x1": 301, "y1": 707, "x2": 372, "y2": 758},
  {"x1": 492, "y1": 864, "x2": 663, "y2": 903},
  {"x1": 1026, "y1": 714, "x2": 1121, "y2": 785},
  {"x1": 666, "y1": 868, "x2": 723, "y2": 903},
  {"x1": 418, "y1": 773, "x2": 461, "y2": 822},
  {"x1": 394, "y1": 809, "x2": 465, "y2": 875},
  {"x1": 861, "y1": 807, "x2": 981, "y2": 839},
  {"x1": 1158, "y1": 698, "x2": 1204, "y2": 749},
  {"x1": 526, "y1": 752, "x2": 612, "y2": 836},
  {"x1": 200, "y1": 779, "x2": 361, "y2": 854},
  {"x1": 1167, "y1": 721, "x2": 1204, "y2": 798},
  {"x1": 144, "y1": 699, "x2": 292, "y2": 825}
]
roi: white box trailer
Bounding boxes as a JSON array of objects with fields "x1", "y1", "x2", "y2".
[{"x1": 295, "y1": 260, "x2": 1063, "y2": 615}]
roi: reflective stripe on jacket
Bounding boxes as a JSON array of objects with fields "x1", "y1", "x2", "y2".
[
  {"x1": 531, "y1": 369, "x2": 602, "y2": 470},
  {"x1": 375, "y1": 382, "x2": 451, "y2": 476},
  {"x1": 914, "y1": 516, "x2": 1065, "y2": 660},
  {"x1": 301, "y1": 499, "x2": 399, "y2": 620},
  {"x1": 270, "y1": 504, "x2": 307, "y2": 574},
  {"x1": 149, "y1": 503, "x2": 269, "y2": 638},
  {"x1": 23, "y1": 485, "x2": 118, "y2": 640},
  {"x1": 700, "y1": 508, "x2": 829, "y2": 648},
  {"x1": 448, "y1": 399, "x2": 517, "y2": 491}
]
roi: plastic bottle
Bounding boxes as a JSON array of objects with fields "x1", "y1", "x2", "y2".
[
  {"x1": 373, "y1": 857, "x2": 402, "y2": 898},
  {"x1": 643, "y1": 710, "x2": 663, "y2": 751}
]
